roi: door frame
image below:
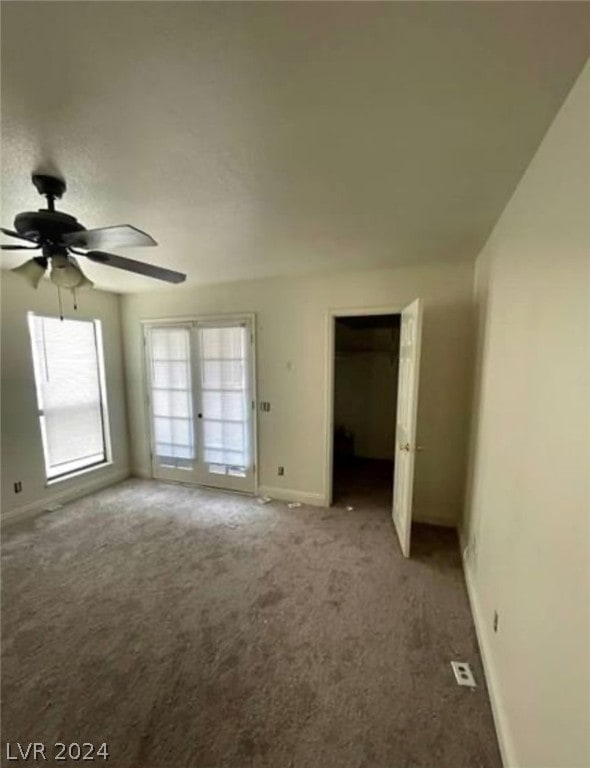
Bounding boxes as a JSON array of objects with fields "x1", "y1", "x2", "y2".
[
  {"x1": 324, "y1": 305, "x2": 403, "y2": 507},
  {"x1": 141, "y1": 313, "x2": 258, "y2": 494}
]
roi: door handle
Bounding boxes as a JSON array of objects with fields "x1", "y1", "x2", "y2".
[{"x1": 399, "y1": 443, "x2": 424, "y2": 452}]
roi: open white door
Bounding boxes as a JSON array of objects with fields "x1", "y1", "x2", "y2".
[{"x1": 392, "y1": 298, "x2": 423, "y2": 557}]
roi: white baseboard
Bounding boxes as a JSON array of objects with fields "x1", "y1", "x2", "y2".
[
  {"x1": 460, "y1": 534, "x2": 516, "y2": 768},
  {"x1": 1, "y1": 468, "x2": 130, "y2": 527},
  {"x1": 257, "y1": 485, "x2": 326, "y2": 507},
  {"x1": 127, "y1": 474, "x2": 327, "y2": 507}
]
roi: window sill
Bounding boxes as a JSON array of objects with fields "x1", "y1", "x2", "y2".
[{"x1": 46, "y1": 461, "x2": 114, "y2": 487}]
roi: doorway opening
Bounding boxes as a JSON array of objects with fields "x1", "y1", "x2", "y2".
[{"x1": 332, "y1": 314, "x2": 401, "y2": 510}]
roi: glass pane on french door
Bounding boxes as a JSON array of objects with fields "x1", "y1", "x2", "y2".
[
  {"x1": 195, "y1": 323, "x2": 254, "y2": 492},
  {"x1": 147, "y1": 324, "x2": 197, "y2": 481}
]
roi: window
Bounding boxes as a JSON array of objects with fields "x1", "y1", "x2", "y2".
[{"x1": 28, "y1": 313, "x2": 110, "y2": 481}]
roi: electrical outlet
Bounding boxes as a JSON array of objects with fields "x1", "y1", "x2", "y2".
[
  {"x1": 450, "y1": 661, "x2": 476, "y2": 688},
  {"x1": 13, "y1": 481, "x2": 22, "y2": 494},
  {"x1": 260, "y1": 402, "x2": 271, "y2": 412},
  {"x1": 493, "y1": 611, "x2": 499, "y2": 633},
  {"x1": 278, "y1": 466, "x2": 284, "y2": 476}
]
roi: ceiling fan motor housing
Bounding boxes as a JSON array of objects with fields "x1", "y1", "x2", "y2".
[{"x1": 14, "y1": 210, "x2": 85, "y2": 243}]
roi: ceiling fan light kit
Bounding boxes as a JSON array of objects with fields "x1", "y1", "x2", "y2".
[
  {"x1": 68, "y1": 256, "x2": 94, "y2": 290},
  {"x1": 49, "y1": 252, "x2": 87, "y2": 289},
  {"x1": 10, "y1": 257, "x2": 47, "y2": 289},
  {"x1": 2, "y1": 173, "x2": 186, "y2": 318}
]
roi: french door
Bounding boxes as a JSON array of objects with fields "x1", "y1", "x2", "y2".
[{"x1": 145, "y1": 317, "x2": 256, "y2": 493}]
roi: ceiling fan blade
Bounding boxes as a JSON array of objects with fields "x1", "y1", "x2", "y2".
[
  {"x1": 1, "y1": 244, "x2": 41, "y2": 250},
  {"x1": 63, "y1": 225, "x2": 157, "y2": 250},
  {"x1": 84, "y1": 251, "x2": 186, "y2": 284},
  {"x1": 1, "y1": 227, "x2": 39, "y2": 244}
]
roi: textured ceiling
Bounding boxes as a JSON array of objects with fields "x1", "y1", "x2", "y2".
[{"x1": 1, "y1": 1, "x2": 589, "y2": 293}]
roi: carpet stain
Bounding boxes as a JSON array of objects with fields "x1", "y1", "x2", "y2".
[{"x1": 253, "y1": 588, "x2": 285, "y2": 610}]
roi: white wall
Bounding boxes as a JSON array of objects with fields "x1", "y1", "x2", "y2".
[
  {"x1": 0, "y1": 272, "x2": 130, "y2": 520},
  {"x1": 463, "y1": 63, "x2": 590, "y2": 768},
  {"x1": 122, "y1": 260, "x2": 474, "y2": 524},
  {"x1": 334, "y1": 325, "x2": 399, "y2": 460}
]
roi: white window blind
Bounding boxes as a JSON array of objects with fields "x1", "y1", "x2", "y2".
[
  {"x1": 28, "y1": 314, "x2": 109, "y2": 480},
  {"x1": 148, "y1": 326, "x2": 195, "y2": 468}
]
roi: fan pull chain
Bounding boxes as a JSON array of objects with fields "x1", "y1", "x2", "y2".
[
  {"x1": 72, "y1": 288, "x2": 78, "y2": 311},
  {"x1": 57, "y1": 287, "x2": 64, "y2": 321}
]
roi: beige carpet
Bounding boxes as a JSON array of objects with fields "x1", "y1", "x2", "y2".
[{"x1": 2, "y1": 478, "x2": 501, "y2": 768}]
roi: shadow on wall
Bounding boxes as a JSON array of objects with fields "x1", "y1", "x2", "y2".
[
  {"x1": 461, "y1": 253, "x2": 492, "y2": 550},
  {"x1": 413, "y1": 295, "x2": 476, "y2": 524}
]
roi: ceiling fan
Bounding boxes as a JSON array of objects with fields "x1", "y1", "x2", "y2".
[{"x1": 1, "y1": 174, "x2": 186, "y2": 293}]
